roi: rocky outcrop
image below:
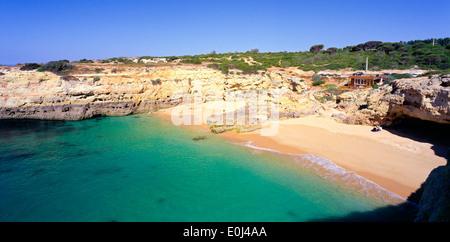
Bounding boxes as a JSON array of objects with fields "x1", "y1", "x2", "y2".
[
  {"x1": 0, "y1": 65, "x2": 311, "y2": 120},
  {"x1": 388, "y1": 75, "x2": 450, "y2": 124},
  {"x1": 332, "y1": 75, "x2": 450, "y2": 126},
  {"x1": 2, "y1": 64, "x2": 448, "y2": 127},
  {"x1": 414, "y1": 156, "x2": 450, "y2": 222},
  {"x1": 0, "y1": 99, "x2": 173, "y2": 121},
  {"x1": 0, "y1": 70, "x2": 184, "y2": 120}
]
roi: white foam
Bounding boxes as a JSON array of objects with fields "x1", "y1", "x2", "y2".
[{"x1": 238, "y1": 140, "x2": 407, "y2": 205}]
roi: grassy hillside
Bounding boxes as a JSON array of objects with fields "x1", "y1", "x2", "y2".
[
  {"x1": 175, "y1": 38, "x2": 450, "y2": 74},
  {"x1": 50, "y1": 38, "x2": 449, "y2": 76}
]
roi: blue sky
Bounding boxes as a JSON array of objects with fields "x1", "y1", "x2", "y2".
[{"x1": 1, "y1": 0, "x2": 449, "y2": 64}]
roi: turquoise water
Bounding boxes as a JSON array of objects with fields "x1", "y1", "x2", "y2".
[{"x1": 0, "y1": 114, "x2": 405, "y2": 221}]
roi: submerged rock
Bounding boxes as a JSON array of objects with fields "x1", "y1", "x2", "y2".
[{"x1": 192, "y1": 135, "x2": 207, "y2": 141}]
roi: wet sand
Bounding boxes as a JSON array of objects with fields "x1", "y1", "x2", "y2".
[{"x1": 155, "y1": 108, "x2": 447, "y2": 200}]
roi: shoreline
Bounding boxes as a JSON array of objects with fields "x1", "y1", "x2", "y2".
[{"x1": 154, "y1": 108, "x2": 447, "y2": 200}]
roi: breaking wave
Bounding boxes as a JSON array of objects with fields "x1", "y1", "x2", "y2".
[{"x1": 237, "y1": 140, "x2": 407, "y2": 205}]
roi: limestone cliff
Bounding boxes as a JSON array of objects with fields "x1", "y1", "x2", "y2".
[
  {"x1": 1, "y1": 64, "x2": 449, "y2": 127},
  {"x1": 0, "y1": 65, "x2": 309, "y2": 120},
  {"x1": 332, "y1": 75, "x2": 450, "y2": 126},
  {"x1": 414, "y1": 156, "x2": 450, "y2": 222},
  {"x1": 388, "y1": 74, "x2": 450, "y2": 124}
]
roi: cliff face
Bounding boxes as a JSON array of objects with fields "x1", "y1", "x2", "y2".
[
  {"x1": 333, "y1": 75, "x2": 450, "y2": 126},
  {"x1": 0, "y1": 65, "x2": 309, "y2": 120},
  {"x1": 388, "y1": 75, "x2": 450, "y2": 124},
  {"x1": 414, "y1": 158, "x2": 450, "y2": 222},
  {"x1": 1, "y1": 64, "x2": 449, "y2": 126}
]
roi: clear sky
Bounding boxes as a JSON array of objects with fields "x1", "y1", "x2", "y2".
[{"x1": 1, "y1": 0, "x2": 449, "y2": 64}]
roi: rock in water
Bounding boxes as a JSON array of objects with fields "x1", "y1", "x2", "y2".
[{"x1": 192, "y1": 135, "x2": 207, "y2": 141}]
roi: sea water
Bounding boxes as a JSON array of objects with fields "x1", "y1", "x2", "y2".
[{"x1": 0, "y1": 114, "x2": 410, "y2": 221}]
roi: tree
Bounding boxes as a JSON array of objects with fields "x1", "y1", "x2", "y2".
[
  {"x1": 351, "y1": 44, "x2": 365, "y2": 52},
  {"x1": 310, "y1": 45, "x2": 324, "y2": 53},
  {"x1": 327, "y1": 47, "x2": 338, "y2": 53},
  {"x1": 210, "y1": 50, "x2": 217, "y2": 55},
  {"x1": 425, "y1": 54, "x2": 442, "y2": 66},
  {"x1": 364, "y1": 41, "x2": 382, "y2": 50},
  {"x1": 377, "y1": 43, "x2": 396, "y2": 54},
  {"x1": 249, "y1": 48, "x2": 260, "y2": 54}
]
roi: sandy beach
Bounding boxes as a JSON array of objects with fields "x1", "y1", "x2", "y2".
[{"x1": 155, "y1": 108, "x2": 447, "y2": 200}]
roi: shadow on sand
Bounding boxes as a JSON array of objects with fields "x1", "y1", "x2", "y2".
[
  {"x1": 310, "y1": 118, "x2": 449, "y2": 222},
  {"x1": 384, "y1": 118, "x2": 450, "y2": 159}
]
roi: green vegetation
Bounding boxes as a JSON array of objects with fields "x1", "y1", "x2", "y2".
[
  {"x1": 418, "y1": 69, "x2": 450, "y2": 77},
  {"x1": 312, "y1": 80, "x2": 325, "y2": 86},
  {"x1": 94, "y1": 68, "x2": 104, "y2": 73},
  {"x1": 312, "y1": 73, "x2": 321, "y2": 82},
  {"x1": 323, "y1": 84, "x2": 337, "y2": 91},
  {"x1": 38, "y1": 60, "x2": 74, "y2": 74},
  {"x1": 316, "y1": 95, "x2": 333, "y2": 103},
  {"x1": 391, "y1": 73, "x2": 412, "y2": 79},
  {"x1": 77, "y1": 59, "x2": 94, "y2": 63},
  {"x1": 93, "y1": 76, "x2": 100, "y2": 82},
  {"x1": 310, "y1": 44, "x2": 324, "y2": 53},
  {"x1": 152, "y1": 38, "x2": 449, "y2": 73},
  {"x1": 101, "y1": 57, "x2": 134, "y2": 64},
  {"x1": 20, "y1": 63, "x2": 42, "y2": 71}
]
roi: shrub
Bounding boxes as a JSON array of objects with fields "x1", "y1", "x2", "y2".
[
  {"x1": 151, "y1": 79, "x2": 162, "y2": 85},
  {"x1": 20, "y1": 63, "x2": 42, "y2": 71},
  {"x1": 61, "y1": 75, "x2": 79, "y2": 81},
  {"x1": 38, "y1": 60, "x2": 74, "y2": 74},
  {"x1": 324, "y1": 84, "x2": 337, "y2": 91},
  {"x1": 183, "y1": 58, "x2": 202, "y2": 64},
  {"x1": 312, "y1": 73, "x2": 320, "y2": 82},
  {"x1": 93, "y1": 76, "x2": 100, "y2": 82},
  {"x1": 94, "y1": 68, "x2": 104, "y2": 73},
  {"x1": 439, "y1": 63, "x2": 450, "y2": 70},
  {"x1": 418, "y1": 69, "x2": 450, "y2": 77},
  {"x1": 78, "y1": 59, "x2": 93, "y2": 63},
  {"x1": 391, "y1": 73, "x2": 412, "y2": 79},
  {"x1": 312, "y1": 80, "x2": 325, "y2": 86}
]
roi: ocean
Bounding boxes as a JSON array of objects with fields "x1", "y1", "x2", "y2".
[{"x1": 0, "y1": 114, "x2": 411, "y2": 221}]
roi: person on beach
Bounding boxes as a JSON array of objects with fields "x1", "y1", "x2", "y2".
[{"x1": 372, "y1": 126, "x2": 382, "y2": 132}]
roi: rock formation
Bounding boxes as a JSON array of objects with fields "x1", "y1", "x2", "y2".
[
  {"x1": 1, "y1": 64, "x2": 449, "y2": 128},
  {"x1": 414, "y1": 154, "x2": 450, "y2": 222},
  {"x1": 0, "y1": 65, "x2": 310, "y2": 120},
  {"x1": 332, "y1": 75, "x2": 450, "y2": 126}
]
